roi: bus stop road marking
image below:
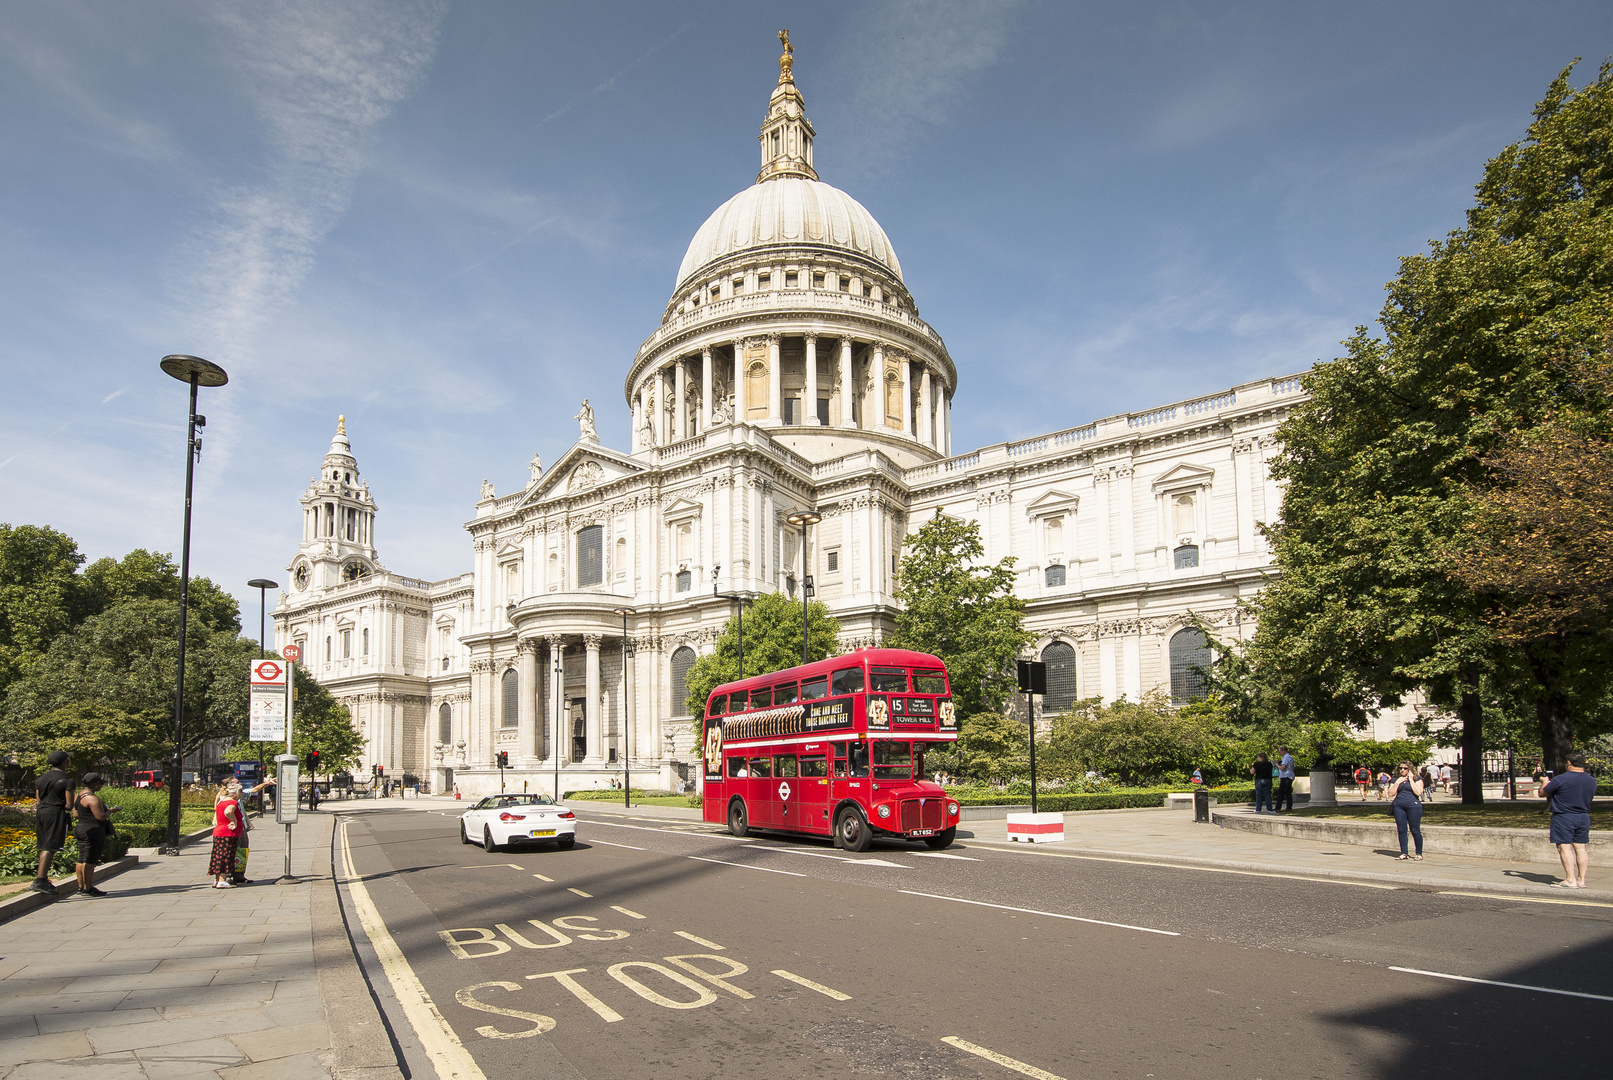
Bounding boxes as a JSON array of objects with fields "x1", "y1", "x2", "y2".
[
  {"x1": 584, "y1": 819, "x2": 753, "y2": 842},
  {"x1": 567, "y1": 888, "x2": 593, "y2": 898},
  {"x1": 587, "y1": 839, "x2": 646, "y2": 851},
  {"x1": 771, "y1": 970, "x2": 852, "y2": 1001},
  {"x1": 754, "y1": 848, "x2": 910, "y2": 868},
  {"x1": 687, "y1": 856, "x2": 806, "y2": 877},
  {"x1": 532, "y1": 873, "x2": 554, "y2": 882},
  {"x1": 941, "y1": 1036, "x2": 1066, "y2": 1080},
  {"x1": 899, "y1": 890, "x2": 1179, "y2": 937},
  {"x1": 611, "y1": 905, "x2": 647, "y2": 919},
  {"x1": 1388, "y1": 967, "x2": 1613, "y2": 1003},
  {"x1": 674, "y1": 931, "x2": 725, "y2": 950},
  {"x1": 462, "y1": 864, "x2": 525, "y2": 870}
]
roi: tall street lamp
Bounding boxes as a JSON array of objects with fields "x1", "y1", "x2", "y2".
[
  {"x1": 785, "y1": 510, "x2": 822, "y2": 665},
  {"x1": 712, "y1": 565, "x2": 746, "y2": 678},
  {"x1": 614, "y1": 608, "x2": 635, "y2": 808},
  {"x1": 159, "y1": 354, "x2": 228, "y2": 855},
  {"x1": 247, "y1": 578, "x2": 278, "y2": 814}
]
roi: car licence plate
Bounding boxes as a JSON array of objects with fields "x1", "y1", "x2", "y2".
[
  {"x1": 530, "y1": 828, "x2": 555, "y2": 837},
  {"x1": 909, "y1": 829, "x2": 934, "y2": 837}
]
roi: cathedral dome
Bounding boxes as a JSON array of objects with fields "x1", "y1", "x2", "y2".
[{"x1": 675, "y1": 177, "x2": 903, "y2": 292}]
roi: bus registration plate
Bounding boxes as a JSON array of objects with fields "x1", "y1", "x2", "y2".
[
  {"x1": 909, "y1": 829, "x2": 934, "y2": 837},
  {"x1": 530, "y1": 828, "x2": 556, "y2": 837}
]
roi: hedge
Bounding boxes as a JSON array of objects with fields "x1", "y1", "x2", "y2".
[
  {"x1": 0, "y1": 832, "x2": 129, "y2": 877},
  {"x1": 946, "y1": 785, "x2": 1257, "y2": 811}
]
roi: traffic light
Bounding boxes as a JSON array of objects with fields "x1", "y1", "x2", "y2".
[
  {"x1": 496, "y1": 751, "x2": 509, "y2": 768},
  {"x1": 306, "y1": 749, "x2": 321, "y2": 773},
  {"x1": 374, "y1": 764, "x2": 384, "y2": 777}
]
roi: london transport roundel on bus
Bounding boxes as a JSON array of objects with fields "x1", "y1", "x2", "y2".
[{"x1": 778, "y1": 781, "x2": 791, "y2": 802}]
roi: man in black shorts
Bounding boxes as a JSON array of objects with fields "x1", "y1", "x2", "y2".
[
  {"x1": 31, "y1": 750, "x2": 73, "y2": 893},
  {"x1": 1538, "y1": 752, "x2": 1597, "y2": 889}
]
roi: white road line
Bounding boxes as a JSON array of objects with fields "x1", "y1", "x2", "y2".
[
  {"x1": 910, "y1": 852, "x2": 981, "y2": 861},
  {"x1": 1439, "y1": 890, "x2": 1613, "y2": 909},
  {"x1": 567, "y1": 887, "x2": 593, "y2": 898},
  {"x1": 771, "y1": 969, "x2": 852, "y2": 1000},
  {"x1": 1389, "y1": 966, "x2": 1613, "y2": 1003},
  {"x1": 611, "y1": 905, "x2": 647, "y2": 920},
  {"x1": 674, "y1": 930, "x2": 725, "y2": 950},
  {"x1": 980, "y1": 845, "x2": 1400, "y2": 888},
  {"x1": 754, "y1": 847, "x2": 911, "y2": 868},
  {"x1": 942, "y1": 1036, "x2": 1066, "y2": 1080},
  {"x1": 531, "y1": 873, "x2": 554, "y2": 882},
  {"x1": 340, "y1": 821, "x2": 487, "y2": 1079},
  {"x1": 586, "y1": 839, "x2": 646, "y2": 851},
  {"x1": 461, "y1": 863, "x2": 525, "y2": 870},
  {"x1": 687, "y1": 856, "x2": 806, "y2": 877},
  {"x1": 586, "y1": 820, "x2": 753, "y2": 841},
  {"x1": 900, "y1": 890, "x2": 1179, "y2": 937}
]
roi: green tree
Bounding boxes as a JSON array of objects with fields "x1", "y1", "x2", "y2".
[
  {"x1": 1247, "y1": 62, "x2": 1613, "y2": 791},
  {"x1": 17, "y1": 701, "x2": 166, "y2": 776},
  {"x1": 891, "y1": 511, "x2": 1031, "y2": 717},
  {"x1": 219, "y1": 664, "x2": 366, "y2": 776},
  {"x1": 81, "y1": 549, "x2": 240, "y2": 633},
  {"x1": 684, "y1": 592, "x2": 841, "y2": 719},
  {"x1": 952, "y1": 712, "x2": 1029, "y2": 785},
  {"x1": 0, "y1": 524, "x2": 87, "y2": 695}
]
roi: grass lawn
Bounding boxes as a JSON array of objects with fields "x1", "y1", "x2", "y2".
[
  {"x1": 1291, "y1": 800, "x2": 1613, "y2": 829},
  {"x1": 567, "y1": 795, "x2": 696, "y2": 809}
]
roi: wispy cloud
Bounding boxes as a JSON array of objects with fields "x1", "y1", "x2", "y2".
[
  {"x1": 824, "y1": 0, "x2": 1022, "y2": 176},
  {"x1": 100, "y1": 386, "x2": 128, "y2": 404},
  {"x1": 182, "y1": 0, "x2": 448, "y2": 362},
  {"x1": 523, "y1": 18, "x2": 700, "y2": 135}
]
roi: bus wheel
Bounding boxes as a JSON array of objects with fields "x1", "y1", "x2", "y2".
[
  {"x1": 836, "y1": 807, "x2": 873, "y2": 852},
  {"x1": 727, "y1": 800, "x2": 749, "y2": 838},
  {"x1": 923, "y1": 827, "x2": 956, "y2": 850}
]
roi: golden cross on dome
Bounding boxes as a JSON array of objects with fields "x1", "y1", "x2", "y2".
[
  {"x1": 778, "y1": 29, "x2": 793, "y2": 81},
  {"x1": 337, "y1": 414, "x2": 345, "y2": 435}
]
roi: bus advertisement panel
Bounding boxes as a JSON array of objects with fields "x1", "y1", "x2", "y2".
[{"x1": 700, "y1": 648, "x2": 961, "y2": 851}]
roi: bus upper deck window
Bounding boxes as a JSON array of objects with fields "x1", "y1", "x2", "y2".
[
  {"x1": 870, "y1": 666, "x2": 908, "y2": 693},
  {"x1": 913, "y1": 669, "x2": 947, "y2": 694},
  {"x1": 801, "y1": 676, "x2": 828, "y2": 700},
  {"x1": 774, "y1": 682, "x2": 799, "y2": 704},
  {"x1": 831, "y1": 667, "x2": 864, "y2": 696},
  {"x1": 708, "y1": 694, "x2": 727, "y2": 716},
  {"x1": 848, "y1": 741, "x2": 869, "y2": 778},
  {"x1": 729, "y1": 689, "x2": 748, "y2": 711},
  {"x1": 751, "y1": 687, "x2": 773, "y2": 709}
]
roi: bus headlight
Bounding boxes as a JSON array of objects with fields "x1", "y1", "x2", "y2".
[
  {"x1": 947, "y1": 802, "x2": 959, "y2": 816},
  {"x1": 876, "y1": 804, "x2": 892, "y2": 819}
]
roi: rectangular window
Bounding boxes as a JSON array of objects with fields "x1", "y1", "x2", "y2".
[
  {"x1": 1172, "y1": 492, "x2": 1196, "y2": 536},
  {"x1": 362, "y1": 628, "x2": 369, "y2": 656},
  {"x1": 812, "y1": 273, "x2": 824, "y2": 288},
  {"x1": 728, "y1": 757, "x2": 747, "y2": 778},
  {"x1": 707, "y1": 694, "x2": 727, "y2": 716},
  {"x1": 873, "y1": 741, "x2": 912, "y2": 780},
  {"x1": 728, "y1": 689, "x2": 748, "y2": 711},
  {"x1": 831, "y1": 667, "x2": 864, "y2": 696},
  {"x1": 751, "y1": 687, "x2": 773, "y2": 709},
  {"x1": 785, "y1": 272, "x2": 798, "y2": 288},
  {"x1": 870, "y1": 666, "x2": 909, "y2": 693},
  {"x1": 758, "y1": 273, "x2": 771, "y2": 288},
  {"x1": 577, "y1": 525, "x2": 604, "y2": 587},
  {"x1": 676, "y1": 570, "x2": 691, "y2": 592},
  {"x1": 800, "y1": 755, "x2": 828, "y2": 778},
  {"x1": 748, "y1": 756, "x2": 773, "y2": 778},
  {"x1": 325, "y1": 636, "x2": 332, "y2": 662},
  {"x1": 913, "y1": 669, "x2": 947, "y2": 694},
  {"x1": 817, "y1": 398, "x2": 830, "y2": 425},
  {"x1": 826, "y1": 550, "x2": 839, "y2": 573},
  {"x1": 774, "y1": 682, "x2": 799, "y2": 704},
  {"x1": 782, "y1": 398, "x2": 797, "y2": 425},
  {"x1": 775, "y1": 755, "x2": 798, "y2": 778},
  {"x1": 801, "y1": 676, "x2": 828, "y2": 700},
  {"x1": 341, "y1": 630, "x2": 351, "y2": 659}
]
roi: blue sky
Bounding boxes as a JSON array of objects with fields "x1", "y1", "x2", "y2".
[{"x1": 2, "y1": 1, "x2": 1610, "y2": 627}]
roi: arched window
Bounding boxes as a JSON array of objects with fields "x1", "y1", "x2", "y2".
[
  {"x1": 670, "y1": 646, "x2": 697, "y2": 717},
  {"x1": 1169, "y1": 628, "x2": 1212, "y2": 705},
  {"x1": 501, "y1": 668, "x2": 519, "y2": 728},
  {"x1": 1174, "y1": 545, "x2": 1199, "y2": 569},
  {"x1": 1045, "y1": 564, "x2": 1066, "y2": 587},
  {"x1": 676, "y1": 570, "x2": 692, "y2": 592},
  {"x1": 437, "y1": 702, "x2": 452, "y2": 745},
  {"x1": 1041, "y1": 641, "x2": 1077, "y2": 712},
  {"x1": 577, "y1": 525, "x2": 603, "y2": 587}
]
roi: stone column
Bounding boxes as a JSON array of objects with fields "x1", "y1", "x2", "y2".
[
  {"x1": 839, "y1": 338, "x2": 856, "y2": 427},
  {"x1": 631, "y1": 391, "x2": 643, "y2": 451},
  {"x1": 674, "y1": 359, "x2": 687, "y2": 441},
  {"x1": 547, "y1": 637, "x2": 565, "y2": 767},
  {"x1": 804, "y1": 334, "x2": 819, "y2": 424},
  {"x1": 767, "y1": 334, "x2": 782, "y2": 424},
  {"x1": 901, "y1": 356, "x2": 913, "y2": 436},
  {"x1": 584, "y1": 635, "x2": 603, "y2": 763},
  {"x1": 872, "y1": 343, "x2": 886, "y2": 428},
  {"x1": 700, "y1": 348, "x2": 713, "y2": 432},
  {"x1": 517, "y1": 641, "x2": 537, "y2": 764},
  {"x1": 919, "y1": 365, "x2": 933, "y2": 447},
  {"x1": 732, "y1": 341, "x2": 745, "y2": 425},
  {"x1": 936, "y1": 388, "x2": 948, "y2": 455}
]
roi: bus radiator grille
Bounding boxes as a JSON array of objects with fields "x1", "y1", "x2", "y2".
[{"x1": 901, "y1": 800, "x2": 944, "y2": 832}]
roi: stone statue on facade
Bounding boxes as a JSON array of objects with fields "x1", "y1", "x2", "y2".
[
  {"x1": 575, "y1": 399, "x2": 598, "y2": 442},
  {"x1": 528, "y1": 453, "x2": 543, "y2": 485},
  {"x1": 637, "y1": 398, "x2": 655, "y2": 446},
  {"x1": 479, "y1": 479, "x2": 495, "y2": 501},
  {"x1": 711, "y1": 393, "x2": 733, "y2": 426}
]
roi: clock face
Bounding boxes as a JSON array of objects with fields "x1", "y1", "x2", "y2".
[
  {"x1": 342, "y1": 561, "x2": 370, "y2": 583},
  {"x1": 293, "y1": 563, "x2": 310, "y2": 590}
]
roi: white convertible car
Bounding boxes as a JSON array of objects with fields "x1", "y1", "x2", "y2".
[{"x1": 459, "y1": 794, "x2": 577, "y2": 851}]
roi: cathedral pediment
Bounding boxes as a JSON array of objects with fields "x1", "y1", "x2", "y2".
[
  {"x1": 1025, "y1": 488, "x2": 1081, "y2": 518},
  {"x1": 517, "y1": 444, "x2": 645, "y2": 507},
  {"x1": 1150, "y1": 462, "x2": 1215, "y2": 493}
]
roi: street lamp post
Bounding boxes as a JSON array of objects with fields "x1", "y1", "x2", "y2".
[
  {"x1": 159, "y1": 354, "x2": 228, "y2": 855},
  {"x1": 711, "y1": 566, "x2": 746, "y2": 678},
  {"x1": 614, "y1": 608, "x2": 635, "y2": 808},
  {"x1": 552, "y1": 646, "x2": 563, "y2": 802},
  {"x1": 247, "y1": 578, "x2": 278, "y2": 815},
  {"x1": 785, "y1": 510, "x2": 822, "y2": 665}
]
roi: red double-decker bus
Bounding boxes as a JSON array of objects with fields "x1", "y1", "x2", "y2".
[{"x1": 700, "y1": 648, "x2": 961, "y2": 851}]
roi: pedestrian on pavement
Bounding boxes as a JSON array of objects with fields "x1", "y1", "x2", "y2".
[
  {"x1": 1377, "y1": 770, "x2": 1393, "y2": 800},
  {"x1": 1251, "y1": 753, "x2": 1274, "y2": 813},
  {"x1": 210, "y1": 781, "x2": 245, "y2": 888},
  {"x1": 1537, "y1": 752, "x2": 1596, "y2": 889},
  {"x1": 1439, "y1": 763, "x2": 1454, "y2": 793},
  {"x1": 30, "y1": 750, "x2": 74, "y2": 893},
  {"x1": 1354, "y1": 765, "x2": 1373, "y2": 800},
  {"x1": 1419, "y1": 766, "x2": 1436, "y2": 802},
  {"x1": 1388, "y1": 761, "x2": 1425, "y2": 860},
  {"x1": 1274, "y1": 746, "x2": 1296, "y2": 812},
  {"x1": 71, "y1": 772, "x2": 115, "y2": 897}
]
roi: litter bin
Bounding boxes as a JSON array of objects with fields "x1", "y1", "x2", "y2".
[{"x1": 1193, "y1": 787, "x2": 1210, "y2": 824}]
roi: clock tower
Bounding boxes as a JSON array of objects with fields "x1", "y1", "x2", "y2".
[{"x1": 288, "y1": 416, "x2": 379, "y2": 594}]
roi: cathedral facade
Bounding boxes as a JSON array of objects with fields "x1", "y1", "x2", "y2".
[{"x1": 273, "y1": 42, "x2": 1315, "y2": 798}]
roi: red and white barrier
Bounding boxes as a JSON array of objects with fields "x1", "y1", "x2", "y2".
[{"x1": 1005, "y1": 811, "x2": 1064, "y2": 843}]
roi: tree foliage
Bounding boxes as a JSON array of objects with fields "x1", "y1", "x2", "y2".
[
  {"x1": 890, "y1": 510, "x2": 1031, "y2": 717},
  {"x1": 0, "y1": 524, "x2": 86, "y2": 696},
  {"x1": 1247, "y1": 61, "x2": 1613, "y2": 776},
  {"x1": 683, "y1": 591, "x2": 841, "y2": 720},
  {"x1": 15, "y1": 701, "x2": 166, "y2": 775}
]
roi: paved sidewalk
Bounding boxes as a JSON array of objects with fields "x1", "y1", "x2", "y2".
[{"x1": 0, "y1": 815, "x2": 342, "y2": 1079}]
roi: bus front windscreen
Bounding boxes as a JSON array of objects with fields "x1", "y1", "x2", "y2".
[{"x1": 872, "y1": 741, "x2": 912, "y2": 779}]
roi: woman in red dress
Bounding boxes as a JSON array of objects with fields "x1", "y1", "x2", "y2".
[{"x1": 210, "y1": 782, "x2": 244, "y2": 888}]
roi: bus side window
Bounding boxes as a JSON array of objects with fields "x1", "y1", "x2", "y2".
[
  {"x1": 832, "y1": 743, "x2": 847, "y2": 778},
  {"x1": 831, "y1": 667, "x2": 864, "y2": 696},
  {"x1": 800, "y1": 755, "x2": 828, "y2": 778},
  {"x1": 848, "y1": 742, "x2": 869, "y2": 778},
  {"x1": 752, "y1": 687, "x2": 773, "y2": 709},
  {"x1": 727, "y1": 757, "x2": 747, "y2": 778},
  {"x1": 729, "y1": 689, "x2": 748, "y2": 711},
  {"x1": 708, "y1": 694, "x2": 727, "y2": 715},
  {"x1": 749, "y1": 756, "x2": 773, "y2": 778},
  {"x1": 775, "y1": 682, "x2": 799, "y2": 704},
  {"x1": 801, "y1": 676, "x2": 828, "y2": 700},
  {"x1": 776, "y1": 755, "x2": 798, "y2": 778},
  {"x1": 833, "y1": 760, "x2": 847, "y2": 777}
]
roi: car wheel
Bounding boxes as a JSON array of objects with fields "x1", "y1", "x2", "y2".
[
  {"x1": 923, "y1": 827, "x2": 956, "y2": 850},
  {"x1": 557, "y1": 835, "x2": 575, "y2": 849},
  {"x1": 836, "y1": 806, "x2": 872, "y2": 852},
  {"x1": 483, "y1": 827, "x2": 498, "y2": 853},
  {"x1": 460, "y1": 822, "x2": 473, "y2": 845},
  {"x1": 727, "y1": 799, "x2": 749, "y2": 838}
]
